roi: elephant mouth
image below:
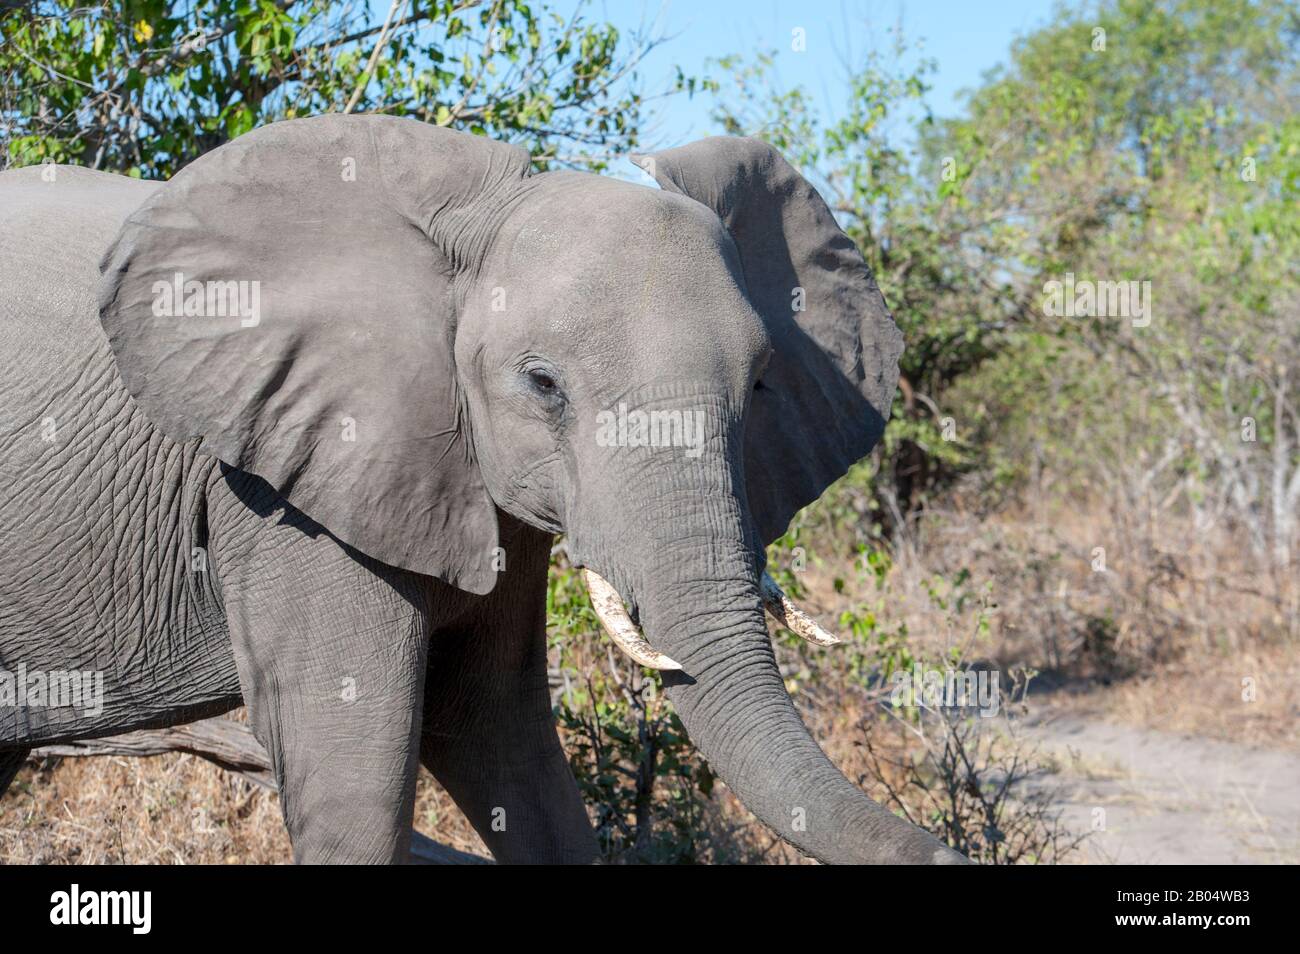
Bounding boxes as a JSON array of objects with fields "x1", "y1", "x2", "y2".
[{"x1": 580, "y1": 567, "x2": 838, "y2": 671}]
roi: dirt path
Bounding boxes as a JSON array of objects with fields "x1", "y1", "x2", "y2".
[{"x1": 1021, "y1": 712, "x2": 1300, "y2": 864}]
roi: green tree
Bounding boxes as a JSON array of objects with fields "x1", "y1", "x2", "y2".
[
  {"x1": 941, "y1": 0, "x2": 1299, "y2": 579},
  {"x1": 710, "y1": 38, "x2": 993, "y2": 533},
  {"x1": 1, "y1": 0, "x2": 677, "y2": 176},
  {"x1": 709, "y1": 0, "x2": 1299, "y2": 578}
]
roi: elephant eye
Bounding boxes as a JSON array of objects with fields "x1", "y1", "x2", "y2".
[{"x1": 527, "y1": 369, "x2": 558, "y2": 394}]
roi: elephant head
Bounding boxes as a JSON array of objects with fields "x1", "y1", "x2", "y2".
[{"x1": 98, "y1": 115, "x2": 964, "y2": 864}]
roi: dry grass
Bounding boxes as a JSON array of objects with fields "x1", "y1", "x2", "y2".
[
  {"x1": 1, "y1": 749, "x2": 290, "y2": 864},
  {"x1": 2, "y1": 498, "x2": 1293, "y2": 863},
  {"x1": 797, "y1": 492, "x2": 1299, "y2": 751},
  {"x1": 0, "y1": 746, "x2": 498, "y2": 865},
  {"x1": 1043, "y1": 643, "x2": 1300, "y2": 749},
  {"x1": 412, "y1": 773, "x2": 491, "y2": 860},
  {"x1": 0, "y1": 739, "x2": 801, "y2": 864}
]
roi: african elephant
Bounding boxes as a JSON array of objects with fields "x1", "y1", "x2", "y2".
[{"x1": 0, "y1": 115, "x2": 965, "y2": 864}]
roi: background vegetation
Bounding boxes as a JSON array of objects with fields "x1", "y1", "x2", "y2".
[{"x1": 2, "y1": 0, "x2": 1296, "y2": 863}]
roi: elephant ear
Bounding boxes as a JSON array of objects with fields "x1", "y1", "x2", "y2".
[
  {"x1": 99, "y1": 115, "x2": 532, "y2": 594},
  {"x1": 632, "y1": 138, "x2": 903, "y2": 545}
]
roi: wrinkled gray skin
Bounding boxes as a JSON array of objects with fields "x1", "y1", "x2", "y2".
[{"x1": 0, "y1": 116, "x2": 966, "y2": 864}]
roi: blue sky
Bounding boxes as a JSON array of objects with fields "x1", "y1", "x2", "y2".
[{"x1": 561, "y1": 0, "x2": 1064, "y2": 149}]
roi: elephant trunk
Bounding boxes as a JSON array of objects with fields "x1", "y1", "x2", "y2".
[
  {"x1": 637, "y1": 542, "x2": 964, "y2": 865},
  {"x1": 571, "y1": 420, "x2": 966, "y2": 865}
]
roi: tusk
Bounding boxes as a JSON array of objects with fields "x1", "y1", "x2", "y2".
[
  {"x1": 582, "y1": 569, "x2": 683, "y2": 671},
  {"x1": 759, "y1": 572, "x2": 841, "y2": 646}
]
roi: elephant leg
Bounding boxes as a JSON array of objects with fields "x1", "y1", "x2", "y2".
[
  {"x1": 0, "y1": 749, "x2": 29, "y2": 797},
  {"x1": 212, "y1": 475, "x2": 431, "y2": 864},
  {"x1": 421, "y1": 521, "x2": 598, "y2": 864}
]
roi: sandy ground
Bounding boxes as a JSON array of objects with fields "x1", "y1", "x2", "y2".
[{"x1": 1022, "y1": 710, "x2": 1300, "y2": 864}]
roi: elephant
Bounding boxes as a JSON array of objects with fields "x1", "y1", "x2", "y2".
[{"x1": 0, "y1": 114, "x2": 966, "y2": 864}]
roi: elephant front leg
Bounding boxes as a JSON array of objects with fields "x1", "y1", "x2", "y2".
[
  {"x1": 421, "y1": 671, "x2": 597, "y2": 864},
  {"x1": 421, "y1": 522, "x2": 598, "y2": 864},
  {"x1": 214, "y1": 483, "x2": 432, "y2": 863}
]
